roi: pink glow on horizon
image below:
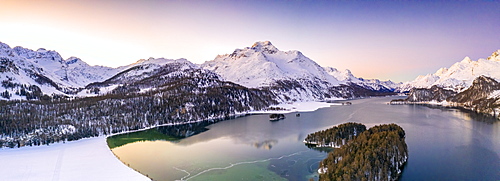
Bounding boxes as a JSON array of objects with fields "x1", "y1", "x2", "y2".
[{"x1": 0, "y1": 0, "x2": 498, "y2": 82}]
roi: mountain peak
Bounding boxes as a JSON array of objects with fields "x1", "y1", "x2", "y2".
[
  {"x1": 251, "y1": 41, "x2": 273, "y2": 48},
  {"x1": 0, "y1": 42, "x2": 10, "y2": 49},
  {"x1": 65, "y1": 57, "x2": 82, "y2": 65},
  {"x1": 126, "y1": 58, "x2": 194, "y2": 70},
  {"x1": 472, "y1": 75, "x2": 497, "y2": 86},
  {"x1": 37, "y1": 48, "x2": 47, "y2": 52},
  {"x1": 461, "y1": 56, "x2": 472, "y2": 63},
  {"x1": 487, "y1": 50, "x2": 500, "y2": 61},
  {"x1": 250, "y1": 41, "x2": 278, "y2": 54}
]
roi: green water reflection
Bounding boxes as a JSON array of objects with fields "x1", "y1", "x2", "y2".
[{"x1": 110, "y1": 97, "x2": 500, "y2": 181}]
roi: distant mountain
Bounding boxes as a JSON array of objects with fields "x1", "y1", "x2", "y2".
[
  {"x1": 202, "y1": 41, "x2": 397, "y2": 101},
  {"x1": 324, "y1": 67, "x2": 400, "y2": 92},
  {"x1": 400, "y1": 50, "x2": 500, "y2": 92},
  {"x1": 0, "y1": 42, "x2": 118, "y2": 100}
]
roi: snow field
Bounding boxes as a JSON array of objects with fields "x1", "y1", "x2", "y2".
[{"x1": 0, "y1": 136, "x2": 149, "y2": 181}]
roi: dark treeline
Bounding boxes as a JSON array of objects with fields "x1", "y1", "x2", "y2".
[
  {"x1": 304, "y1": 122, "x2": 366, "y2": 147},
  {"x1": 0, "y1": 69, "x2": 277, "y2": 148},
  {"x1": 318, "y1": 123, "x2": 408, "y2": 181}
]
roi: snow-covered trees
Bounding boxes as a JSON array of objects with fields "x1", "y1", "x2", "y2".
[{"x1": 0, "y1": 74, "x2": 277, "y2": 148}]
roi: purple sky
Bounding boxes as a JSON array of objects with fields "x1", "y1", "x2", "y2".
[{"x1": 0, "y1": 0, "x2": 498, "y2": 82}]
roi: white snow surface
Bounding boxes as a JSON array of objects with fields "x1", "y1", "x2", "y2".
[
  {"x1": 0, "y1": 137, "x2": 149, "y2": 181},
  {"x1": 400, "y1": 50, "x2": 500, "y2": 92}
]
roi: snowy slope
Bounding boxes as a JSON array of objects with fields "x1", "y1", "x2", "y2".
[
  {"x1": 400, "y1": 50, "x2": 500, "y2": 92},
  {"x1": 0, "y1": 42, "x2": 119, "y2": 100}
]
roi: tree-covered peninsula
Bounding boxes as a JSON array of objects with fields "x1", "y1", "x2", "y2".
[{"x1": 306, "y1": 123, "x2": 408, "y2": 181}]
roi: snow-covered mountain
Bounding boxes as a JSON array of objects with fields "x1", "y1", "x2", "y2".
[
  {"x1": 202, "y1": 41, "x2": 398, "y2": 101},
  {"x1": 400, "y1": 50, "x2": 500, "y2": 92},
  {"x1": 0, "y1": 42, "x2": 119, "y2": 100},
  {"x1": 202, "y1": 41, "x2": 339, "y2": 88}
]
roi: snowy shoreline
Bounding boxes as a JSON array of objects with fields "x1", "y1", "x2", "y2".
[
  {"x1": 0, "y1": 101, "x2": 338, "y2": 181},
  {"x1": 249, "y1": 101, "x2": 342, "y2": 114},
  {"x1": 390, "y1": 100, "x2": 500, "y2": 119},
  {"x1": 0, "y1": 136, "x2": 150, "y2": 181}
]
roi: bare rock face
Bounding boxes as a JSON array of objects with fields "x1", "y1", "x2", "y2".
[{"x1": 448, "y1": 76, "x2": 500, "y2": 115}]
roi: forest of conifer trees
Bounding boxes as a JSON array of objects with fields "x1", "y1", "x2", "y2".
[{"x1": 306, "y1": 123, "x2": 408, "y2": 181}]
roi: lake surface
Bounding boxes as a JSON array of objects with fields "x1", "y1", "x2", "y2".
[{"x1": 110, "y1": 97, "x2": 500, "y2": 181}]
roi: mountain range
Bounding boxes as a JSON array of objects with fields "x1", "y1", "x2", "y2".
[
  {"x1": 2, "y1": 40, "x2": 499, "y2": 106},
  {"x1": 0, "y1": 41, "x2": 399, "y2": 101},
  {"x1": 400, "y1": 50, "x2": 500, "y2": 92}
]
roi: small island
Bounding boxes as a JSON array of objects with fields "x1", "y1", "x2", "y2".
[
  {"x1": 269, "y1": 114, "x2": 285, "y2": 121},
  {"x1": 306, "y1": 123, "x2": 408, "y2": 181}
]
